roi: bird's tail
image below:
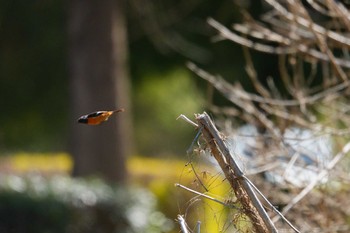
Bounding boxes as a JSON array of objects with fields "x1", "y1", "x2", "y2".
[{"x1": 112, "y1": 108, "x2": 125, "y2": 114}]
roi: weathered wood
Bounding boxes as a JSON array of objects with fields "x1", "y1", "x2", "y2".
[{"x1": 196, "y1": 112, "x2": 277, "y2": 233}]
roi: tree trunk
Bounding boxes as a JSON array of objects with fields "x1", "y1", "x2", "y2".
[{"x1": 68, "y1": 0, "x2": 131, "y2": 183}]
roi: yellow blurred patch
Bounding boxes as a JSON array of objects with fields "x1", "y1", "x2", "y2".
[
  {"x1": 2, "y1": 153, "x2": 238, "y2": 232},
  {"x1": 10, "y1": 152, "x2": 73, "y2": 173},
  {"x1": 127, "y1": 156, "x2": 185, "y2": 179}
]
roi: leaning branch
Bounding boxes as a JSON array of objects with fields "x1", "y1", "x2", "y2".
[{"x1": 195, "y1": 112, "x2": 278, "y2": 233}]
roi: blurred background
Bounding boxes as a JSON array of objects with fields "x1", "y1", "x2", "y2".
[
  {"x1": 2, "y1": 0, "x2": 349, "y2": 232},
  {"x1": 0, "y1": 1, "x2": 262, "y2": 232}
]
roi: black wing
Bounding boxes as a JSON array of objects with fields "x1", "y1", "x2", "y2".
[
  {"x1": 86, "y1": 111, "x2": 104, "y2": 118},
  {"x1": 77, "y1": 111, "x2": 104, "y2": 123}
]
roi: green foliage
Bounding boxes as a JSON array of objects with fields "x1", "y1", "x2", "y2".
[
  {"x1": 0, "y1": 191, "x2": 68, "y2": 233},
  {"x1": 134, "y1": 69, "x2": 204, "y2": 156},
  {"x1": 0, "y1": 0, "x2": 263, "y2": 155},
  {"x1": 0, "y1": 174, "x2": 173, "y2": 233}
]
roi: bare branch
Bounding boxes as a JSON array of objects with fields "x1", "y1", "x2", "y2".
[
  {"x1": 265, "y1": 0, "x2": 350, "y2": 47},
  {"x1": 208, "y1": 18, "x2": 350, "y2": 68},
  {"x1": 196, "y1": 112, "x2": 278, "y2": 233},
  {"x1": 273, "y1": 141, "x2": 350, "y2": 222},
  {"x1": 175, "y1": 183, "x2": 236, "y2": 208},
  {"x1": 177, "y1": 215, "x2": 190, "y2": 233}
]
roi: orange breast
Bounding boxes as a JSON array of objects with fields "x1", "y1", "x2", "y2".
[{"x1": 86, "y1": 112, "x2": 113, "y2": 125}]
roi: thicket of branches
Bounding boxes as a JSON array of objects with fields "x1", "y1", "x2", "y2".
[{"x1": 179, "y1": 1, "x2": 350, "y2": 232}]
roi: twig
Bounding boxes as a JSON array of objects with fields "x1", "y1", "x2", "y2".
[
  {"x1": 264, "y1": 0, "x2": 350, "y2": 47},
  {"x1": 187, "y1": 62, "x2": 349, "y2": 107},
  {"x1": 186, "y1": 126, "x2": 203, "y2": 155},
  {"x1": 177, "y1": 114, "x2": 199, "y2": 128},
  {"x1": 177, "y1": 215, "x2": 190, "y2": 233},
  {"x1": 195, "y1": 221, "x2": 201, "y2": 233},
  {"x1": 293, "y1": 0, "x2": 348, "y2": 81},
  {"x1": 243, "y1": 175, "x2": 300, "y2": 233},
  {"x1": 196, "y1": 112, "x2": 278, "y2": 233},
  {"x1": 273, "y1": 140, "x2": 350, "y2": 222},
  {"x1": 178, "y1": 114, "x2": 209, "y2": 191},
  {"x1": 187, "y1": 159, "x2": 209, "y2": 192},
  {"x1": 207, "y1": 18, "x2": 350, "y2": 68},
  {"x1": 175, "y1": 183, "x2": 236, "y2": 208},
  {"x1": 188, "y1": 62, "x2": 281, "y2": 139}
]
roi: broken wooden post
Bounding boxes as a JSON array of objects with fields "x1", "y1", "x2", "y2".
[{"x1": 196, "y1": 112, "x2": 277, "y2": 233}]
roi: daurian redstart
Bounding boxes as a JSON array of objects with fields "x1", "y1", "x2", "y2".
[{"x1": 77, "y1": 109, "x2": 124, "y2": 125}]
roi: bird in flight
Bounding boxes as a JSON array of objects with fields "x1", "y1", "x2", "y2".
[{"x1": 77, "y1": 109, "x2": 124, "y2": 125}]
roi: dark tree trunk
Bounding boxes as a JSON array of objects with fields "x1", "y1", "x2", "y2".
[{"x1": 68, "y1": 0, "x2": 131, "y2": 183}]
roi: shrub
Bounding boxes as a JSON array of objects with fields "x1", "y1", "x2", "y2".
[{"x1": 0, "y1": 174, "x2": 173, "y2": 233}]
